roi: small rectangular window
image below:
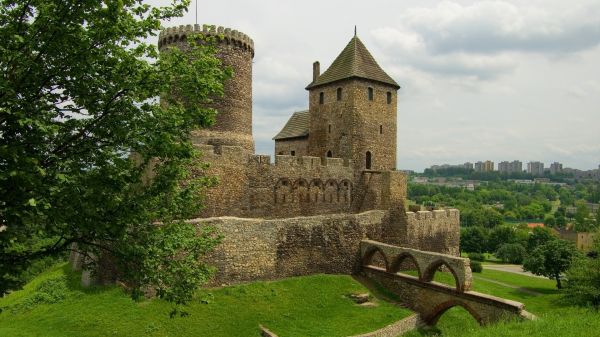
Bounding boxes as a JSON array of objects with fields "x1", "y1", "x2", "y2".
[
  {"x1": 387, "y1": 92, "x2": 392, "y2": 104},
  {"x1": 379, "y1": 125, "x2": 383, "y2": 134},
  {"x1": 319, "y1": 92, "x2": 324, "y2": 104},
  {"x1": 291, "y1": 150, "x2": 296, "y2": 156},
  {"x1": 337, "y1": 87, "x2": 342, "y2": 101},
  {"x1": 368, "y1": 87, "x2": 373, "y2": 101},
  {"x1": 328, "y1": 124, "x2": 331, "y2": 133}
]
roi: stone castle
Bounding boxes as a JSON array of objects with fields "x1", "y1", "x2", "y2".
[{"x1": 157, "y1": 24, "x2": 460, "y2": 285}]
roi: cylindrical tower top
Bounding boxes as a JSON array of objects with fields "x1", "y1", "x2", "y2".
[
  {"x1": 159, "y1": 24, "x2": 255, "y2": 152},
  {"x1": 159, "y1": 24, "x2": 254, "y2": 57}
]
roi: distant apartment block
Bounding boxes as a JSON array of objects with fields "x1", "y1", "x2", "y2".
[
  {"x1": 429, "y1": 163, "x2": 473, "y2": 171},
  {"x1": 498, "y1": 160, "x2": 522, "y2": 174},
  {"x1": 549, "y1": 162, "x2": 563, "y2": 174},
  {"x1": 527, "y1": 161, "x2": 544, "y2": 176},
  {"x1": 475, "y1": 160, "x2": 494, "y2": 172}
]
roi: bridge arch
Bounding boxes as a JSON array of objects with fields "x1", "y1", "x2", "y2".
[
  {"x1": 422, "y1": 259, "x2": 461, "y2": 291},
  {"x1": 362, "y1": 247, "x2": 390, "y2": 272},
  {"x1": 389, "y1": 253, "x2": 421, "y2": 279},
  {"x1": 424, "y1": 300, "x2": 483, "y2": 326}
]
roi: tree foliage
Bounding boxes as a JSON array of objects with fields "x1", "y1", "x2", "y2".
[
  {"x1": 487, "y1": 226, "x2": 518, "y2": 252},
  {"x1": 496, "y1": 243, "x2": 526, "y2": 264},
  {"x1": 0, "y1": 0, "x2": 228, "y2": 305},
  {"x1": 527, "y1": 227, "x2": 556, "y2": 251},
  {"x1": 523, "y1": 240, "x2": 580, "y2": 289},
  {"x1": 564, "y1": 238, "x2": 600, "y2": 307},
  {"x1": 460, "y1": 226, "x2": 488, "y2": 254}
]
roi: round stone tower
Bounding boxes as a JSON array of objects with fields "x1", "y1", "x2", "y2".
[{"x1": 158, "y1": 24, "x2": 255, "y2": 152}]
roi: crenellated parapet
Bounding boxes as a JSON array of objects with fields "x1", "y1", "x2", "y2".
[
  {"x1": 402, "y1": 209, "x2": 460, "y2": 257},
  {"x1": 159, "y1": 24, "x2": 254, "y2": 56},
  {"x1": 405, "y1": 209, "x2": 460, "y2": 221}
]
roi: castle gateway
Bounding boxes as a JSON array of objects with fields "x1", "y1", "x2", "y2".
[{"x1": 157, "y1": 24, "x2": 460, "y2": 284}]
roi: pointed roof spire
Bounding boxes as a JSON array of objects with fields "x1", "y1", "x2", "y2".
[{"x1": 306, "y1": 35, "x2": 399, "y2": 90}]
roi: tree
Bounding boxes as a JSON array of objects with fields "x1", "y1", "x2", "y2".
[
  {"x1": 460, "y1": 226, "x2": 488, "y2": 254},
  {"x1": 543, "y1": 215, "x2": 556, "y2": 227},
  {"x1": 0, "y1": 0, "x2": 229, "y2": 307},
  {"x1": 523, "y1": 240, "x2": 580, "y2": 289},
  {"x1": 564, "y1": 237, "x2": 600, "y2": 307},
  {"x1": 482, "y1": 208, "x2": 503, "y2": 228},
  {"x1": 496, "y1": 243, "x2": 526, "y2": 264},
  {"x1": 487, "y1": 226, "x2": 518, "y2": 253},
  {"x1": 527, "y1": 226, "x2": 556, "y2": 251},
  {"x1": 596, "y1": 207, "x2": 600, "y2": 227},
  {"x1": 574, "y1": 201, "x2": 592, "y2": 232}
]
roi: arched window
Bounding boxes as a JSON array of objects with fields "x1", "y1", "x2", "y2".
[
  {"x1": 368, "y1": 87, "x2": 374, "y2": 101},
  {"x1": 387, "y1": 91, "x2": 392, "y2": 104},
  {"x1": 327, "y1": 150, "x2": 333, "y2": 158},
  {"x1": 366, "y1": 151, "x2": 372, "y2": 169},
  {"x1": 319, "y1": 92, "x2": 324, "y2": 104},
  {"x1": 379, "y1": 125, "x2": 383, "y2": 134},
  {"x1": 337, "y1": 87, "x2": 343, "y2": 101}
]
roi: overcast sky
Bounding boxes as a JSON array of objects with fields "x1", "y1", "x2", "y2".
[{"x1": 150, "y1": 0, "x2": 600, "y2": 171}]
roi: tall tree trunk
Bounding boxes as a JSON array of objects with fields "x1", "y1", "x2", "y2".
[{"x1": 555, "y1": 273, "x2": 562, "y2": 289}]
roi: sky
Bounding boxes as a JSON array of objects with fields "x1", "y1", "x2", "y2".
[{"x1": 149, "y1": 0, "x2": 600, "y2": 172}]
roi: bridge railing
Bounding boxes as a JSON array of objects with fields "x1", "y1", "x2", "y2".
[{"x1": 360, "y1": 239, "x2": 473, "y2": 292}]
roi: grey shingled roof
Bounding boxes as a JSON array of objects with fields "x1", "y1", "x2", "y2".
[
  {"x1": 273, "y1": 110, "x2": 310, "y2": 140},
  {"x1": 306, "y1": 36, "x2": 400, "y2": 90}
]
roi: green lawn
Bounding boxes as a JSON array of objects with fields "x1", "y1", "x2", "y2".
[
  {"x1": 3, "y1": 264, "x2": 600, "y2": 337},
  {"x1": 0, "y1": 264, "x2": 411, "y2": 337}
]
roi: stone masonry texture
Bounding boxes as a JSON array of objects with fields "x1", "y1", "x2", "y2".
[{"x1": 110, "y1": 24, "x2": 462, "y2": 286}]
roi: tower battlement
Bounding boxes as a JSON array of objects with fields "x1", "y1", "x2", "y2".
[
  {"x1": 195, "y1": 144, "x2": 353, "y2": 170},
  {"x1": 406, "y1": 209, "x2": 460, "y2": 221},
  {"x1": 159, "y1": 24, "x2": 254, "y2": 56}
]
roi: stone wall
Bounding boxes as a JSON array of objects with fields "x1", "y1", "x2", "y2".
[
  {"x1": 274, "y1": 136, "x2": 309, "y2": 157},
  {"x1": 191, "y1": 211, "x2": 389, "y2": 285},
  {"x1": 195, "y1": 144, "x2": 356, "y2": 219},
  {"x1": 400, "y1": 210, "x2": 461, "y2": 256},
  {"x1": 190, "y1": 208, "x2": 459, "y2": 285}
]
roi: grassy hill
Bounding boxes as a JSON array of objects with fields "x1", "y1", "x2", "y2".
[
  {"x1": 2, "y1": 264, "x2": 599, "y2": 336},
  {"x1": 0, "y1": 264, "x2": 411, "y2": 337}
]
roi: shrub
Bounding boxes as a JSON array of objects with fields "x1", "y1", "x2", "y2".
[
  {"x1": 8, "y1": 275, "x2": 70, "y2": 313},
  {"x1": 468, "y1": 252, "x2": 485, "y2": 262},
  {"x1": 565, "y1": 238, "x2": 600, "y2": 306},
  {"x1": 496, "y1": 243, "x2": 526, "y2": 264},
  {"x1": 564, "y1": 254, "x2": 600, "y2": 307},
  {"x1": 471, "y1": 261, "x2": 483, "y2": 273}
]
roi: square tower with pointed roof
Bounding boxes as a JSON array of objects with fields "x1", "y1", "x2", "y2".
[{"x1": 275, "y1": 34, "x2": 400, "y2": 173}]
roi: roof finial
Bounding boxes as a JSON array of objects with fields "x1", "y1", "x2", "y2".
[{"x1": 354, "y1": 25, "x2": 357, "y2": 37}]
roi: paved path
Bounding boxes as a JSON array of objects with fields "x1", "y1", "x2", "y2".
[{"x1": 482, "y1": 263, "x2": 546, "y2": 279}]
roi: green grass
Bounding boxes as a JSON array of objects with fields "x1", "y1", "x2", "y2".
[
  {"x1": 0, "y1": 264, "x2": 411, "y2": 337},
  {"x1": 401, "y1": 268, "x2": 600, "y2": 337}
]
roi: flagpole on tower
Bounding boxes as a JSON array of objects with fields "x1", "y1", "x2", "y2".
[{"x1": 195, "y1": 0, "x2": 198, "y2": 25}]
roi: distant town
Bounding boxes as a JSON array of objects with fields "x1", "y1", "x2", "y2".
[{"x1": 421, "y1": 160, "x2": 600, "y2": 180}]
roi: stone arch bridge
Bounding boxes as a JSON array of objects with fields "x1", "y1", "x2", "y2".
[{"x1": 360, "y1": 240, "x2": 534, "y2": 325}]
